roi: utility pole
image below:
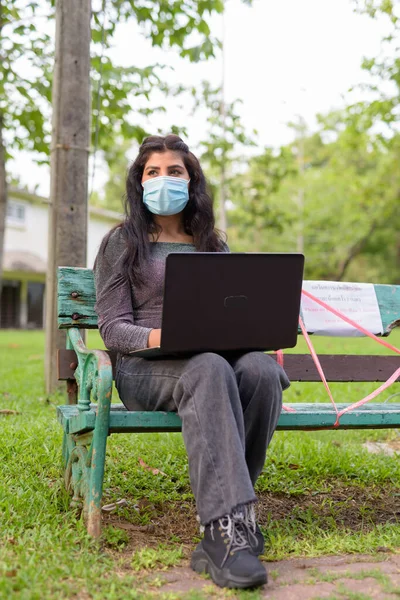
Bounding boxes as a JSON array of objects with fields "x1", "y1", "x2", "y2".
[
  {"x1": 0, "y1": 2, "x2": 7, "y2": 320},
  {"x1": 219, "y1": 0, "x2": 227, "y2": 233},
  {"x1": 296, "y1": 115, "x2": 306, "y2": 254},
  {"x1": 45, "y1": 0, "x2": 91, "y2": 393},
  {"x1": 0, "y1": 115, "x2": 6, "y2": 314}
]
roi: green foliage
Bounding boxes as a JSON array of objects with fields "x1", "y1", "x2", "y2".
[
  {"x1": 0, "y1": 0, "x2": 53, "y2": 160},
  {"x1": 227, "y1": 145, "x2": 297, "y2": 251},
  {"x1": 131, "y1": 544, "x2": 184, "y2": 571},
  {"x1": 192, "y1": 81, "x2": 257, "y2": 227},
  {"x1": 219, "y1": 0, "x2": 400, "y2": 282},
  {"x1": 1, "y1": 0, "x2": 233, "y2": 169},
  {"x1": 92, "y1": 0, "x2": 225, "y2": 63},
  {"x1": 102, "y1": 525, "x2": 130, "y2": 549},
  {"x1": 224, "y1": 106, "x2": 400, "y2": 282}
]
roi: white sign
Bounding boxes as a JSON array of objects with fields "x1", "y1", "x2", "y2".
[{"x1": 301, "y1": 281, "x2": 384, "y2": 336}]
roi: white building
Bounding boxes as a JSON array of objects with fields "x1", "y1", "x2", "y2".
[{"x1": 1, "y1": 188, "x2": 120, "y2": 328}]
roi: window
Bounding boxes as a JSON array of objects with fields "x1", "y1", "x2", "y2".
[{"x1": 7, "y1": 201, "x2": 26, "y2": 224}]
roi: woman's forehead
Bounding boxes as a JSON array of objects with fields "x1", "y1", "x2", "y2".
[{"x1": 144, "y1": 150, "x2": 185, "y2": 168}]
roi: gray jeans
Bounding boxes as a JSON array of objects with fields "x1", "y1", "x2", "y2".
[{"x1": 116, "y1": 351, "x2": 289, "y2": 525}]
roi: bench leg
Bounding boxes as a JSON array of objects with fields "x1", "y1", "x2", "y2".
[
  {"x1": 64, "y1": 432, "x2": 92, "y2": 515},
  {"x1": 63, "y1": 428, "x2": 107, "y2": 538},
  {"x1": 87, "y1": 422, "x2": 108, "y2": 538},
  {"x1": 62, "y1": 337, "x2": 112, "y2": 538}
]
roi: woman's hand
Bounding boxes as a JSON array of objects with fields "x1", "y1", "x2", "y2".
[{"x1": 148, "y1": 328, "x2": 161, "y2": 348}]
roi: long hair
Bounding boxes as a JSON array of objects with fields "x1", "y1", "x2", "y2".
[{"x1": 99, "y1": 134, "x2": 226, "y2": 286}]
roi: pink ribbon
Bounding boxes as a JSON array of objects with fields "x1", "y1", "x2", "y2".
[{"x1": 298, "y1": 289, "x2": 400, "y2": 427}]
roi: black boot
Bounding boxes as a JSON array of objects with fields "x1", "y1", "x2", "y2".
[{"x1": 191, "y1": 508, "x2": 267, "y2": 589}]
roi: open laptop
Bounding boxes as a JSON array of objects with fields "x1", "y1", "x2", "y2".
[{"x1": 129, "y1": 252, "x2": 304, "y2": 358}]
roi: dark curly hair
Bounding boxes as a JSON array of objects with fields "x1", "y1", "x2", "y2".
[{"x1": 98, "y1": 134, "x2": 226, "y2": 286}]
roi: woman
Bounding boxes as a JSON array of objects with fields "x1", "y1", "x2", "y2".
[{"x1": 94, "y1": 134, "x2": 289, "y2": 589}]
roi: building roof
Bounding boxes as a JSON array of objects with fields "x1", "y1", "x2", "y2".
[{"x1": 4, "y1": 250, "x2": 47, "y2": 273}]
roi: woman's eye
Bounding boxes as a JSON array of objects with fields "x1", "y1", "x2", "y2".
[
  {"x1": 148, "y1": 170, "x2": 157, "y2": 176},
  {"x1": 170, "y1": 169, "x2": 181, "y2": 175}
]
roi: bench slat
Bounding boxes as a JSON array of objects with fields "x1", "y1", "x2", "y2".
[
  {"x1": 58, "y1": 349, "x2": 400, "y2": 382},
  {"x1": 57, "y1": 267, "x2": 400, "y2": 334},
  {"x1": 58, "y1": 267, "x2": 98, "y2": 328},
  {"x1": 57, "y1": 402, "x2": 400, "y2": 434}
]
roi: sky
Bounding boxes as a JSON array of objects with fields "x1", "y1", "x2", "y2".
[{"x1": 10, "y1": 0, "x2": 393, "y2": 198}]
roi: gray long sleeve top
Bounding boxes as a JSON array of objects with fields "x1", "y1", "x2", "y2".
[{"x1": 94, "y1": 227, "x2": 200, "y2": 353}]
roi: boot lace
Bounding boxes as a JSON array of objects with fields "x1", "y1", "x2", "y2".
[
  {"x1": 243, "y1": 503, "x2": 260, "y2": 550},
  {"x1": 213, "y1": 508, "x2": 252, "y2": 566}
]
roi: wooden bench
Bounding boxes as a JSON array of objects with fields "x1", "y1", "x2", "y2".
[{"x1": 56, "y1": 266, "x2": 400, "y2": 537}]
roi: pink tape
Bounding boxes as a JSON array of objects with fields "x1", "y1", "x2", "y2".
[
  {"x1": 336, "y1": 367, "x2": 400, "y2": 418},
  {"x1": 301, "y1": 289, "x2": 400, "y2": 426},
  {"x1": 299, "y1": 316, "x2": 338, "y2": 417},
  {"x1": 301, "y1": 289, "x2": 400, "y2": 355},
  {"x1": 276, "y1": 350, "x2": 297, "y2": 412},
  {"x1": 276, "y1": 350, "x2": 284, "y2": 367}
]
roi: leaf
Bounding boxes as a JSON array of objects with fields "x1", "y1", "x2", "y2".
[
  {"x1": 138, "y1": 458, "x2": 167, "y2": 476},
  {"x1": 0, "y1": 410, "x2": 21, "y2": 415}
]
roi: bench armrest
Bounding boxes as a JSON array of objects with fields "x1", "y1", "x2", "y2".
[{"x1": 67, "y1": 328, "x2": 113, "y2": 414}]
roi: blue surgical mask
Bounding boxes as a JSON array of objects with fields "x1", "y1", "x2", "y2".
[{"x1": 142, "y1": 176, "x2": 190, "y2": 216}]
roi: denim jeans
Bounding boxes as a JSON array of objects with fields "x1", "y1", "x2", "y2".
[{"x1": 116, "y1": 351, "x2": 290, "y2": 525}]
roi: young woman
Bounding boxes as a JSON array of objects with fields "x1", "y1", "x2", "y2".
[{"x1": 94, "y1": 134, "x2": 289, "y2": 589}]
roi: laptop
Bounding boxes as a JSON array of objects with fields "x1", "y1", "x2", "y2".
[{"x1": 129, "y1": 252, "x2": 304, "y2": 358}]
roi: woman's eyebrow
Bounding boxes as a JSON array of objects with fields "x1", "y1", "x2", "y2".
[
  {"x1": 168, "y1": 164, "x2": 184, "y2": 169},
  {"x1": 145, "y1": 165, "x2": 160, "y2": 171}
]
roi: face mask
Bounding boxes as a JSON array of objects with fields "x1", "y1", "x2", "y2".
[{"x1": 142, "y1": 175, "x2": 190, "y2": 216}]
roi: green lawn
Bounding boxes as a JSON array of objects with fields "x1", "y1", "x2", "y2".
[{"x1": 0, "y1": 330, "x2": 400, "y2": 599}]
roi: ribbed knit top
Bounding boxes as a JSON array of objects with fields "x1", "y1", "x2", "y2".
[{"x1": 93, "y1": 227, "x2": 226, "y2": 353}]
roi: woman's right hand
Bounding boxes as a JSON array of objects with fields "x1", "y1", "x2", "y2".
[{"x1": 148, "y1": 328, "x2": 162, "y2": 348}]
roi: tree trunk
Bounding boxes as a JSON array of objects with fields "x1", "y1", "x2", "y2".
[
  {"x1": 219, "y1": 1, "x2": 227, "y2": 233},
  {"x1": 45, "y1": 0, "x2": 91, "y2": 393}
]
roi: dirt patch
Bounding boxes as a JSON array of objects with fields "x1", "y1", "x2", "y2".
[
  {"x1": 256, "y1": 486, "x2": 400, "y2": 530},
  {"x1": 102, "y1": 483, "x2": 400, "y2": 555}
]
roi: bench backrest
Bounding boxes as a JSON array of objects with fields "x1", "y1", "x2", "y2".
[
  {"x1": 57, "y1": 266, "x2": 400, "y2": 383},
  {"x1": 58, "y1": 266, "x2": 400, "y2": 334}
]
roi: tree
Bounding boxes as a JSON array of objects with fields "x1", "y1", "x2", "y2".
[
  {"x1": 0, "y1": 0, "x2": 52, "y2": 306},
  {"x1": 225, "y1": 0, "x2": 400, "y2": 282},
  {"x1": 227, "y1": 145, "x2": 297, "y2": 251},
  {"x1": 193, "y1": 81, "x2": 257, "y2": 231},
  {"x1": 1, "y1": 0, "x2": 241, "y2": 290}
]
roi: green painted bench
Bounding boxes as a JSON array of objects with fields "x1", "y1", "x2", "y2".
[{"x1": 56, "y1": 266, "x2": 400, "y2": 537}]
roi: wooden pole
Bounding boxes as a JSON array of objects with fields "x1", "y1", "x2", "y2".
[
  {"x1": 0, "y1": 2, "x2": 8, "y2": 313},
  {"x1": 0, "y1": 115, "x2": 7, "y2": 308},
  {"x1": 219, "y1": 0, "x2": 227, "y2": 233},
  {"x1": 45, "y1": 0, "x2": 91, "y2": 393},
  {"x1": 296, "y1": 115, "x2": 306, "y2": 254}
]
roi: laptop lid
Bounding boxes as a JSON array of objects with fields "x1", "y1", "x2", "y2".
[{"x1": 160, "y1": 252, "x2": 304, "y2": 354}]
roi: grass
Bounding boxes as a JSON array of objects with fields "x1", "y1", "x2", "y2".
[{"x1": 0, "y1": 329, "x2": 400, "y2": 599}]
